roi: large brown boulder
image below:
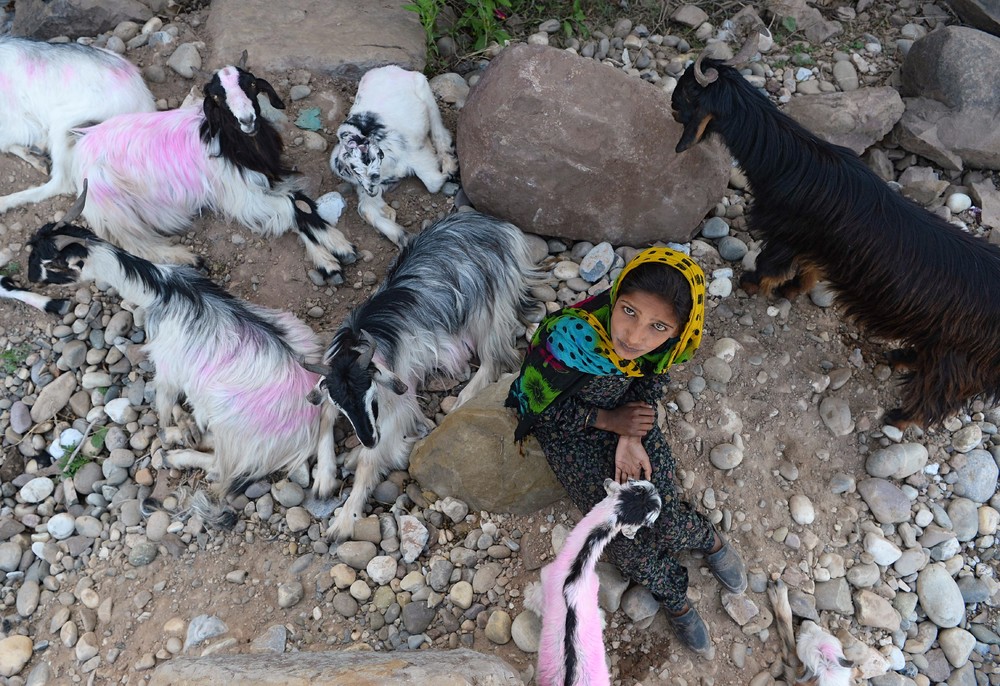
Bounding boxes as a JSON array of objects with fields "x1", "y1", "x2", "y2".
[
  {"x1": 782, "y1": 88, "x2": 904, "y2": 155},
  {"x1": 207, "y1": 0, "x2": 425, "y2": 77},
  {"x1": 149, "y1": 649, "x2": 522, "y2": 685},
  {"x1": 895, "y1": 26, "x2": 1000, "y2": 170},
  {"x1": 12, "y1": 0, "x2": 153, "y2": 39},
  {"x1": 457, "y1": 44, "x2": 729, "y2": 245},
  {"x1": 409, "y1": 374, "x2": 564, "y2": 514}
]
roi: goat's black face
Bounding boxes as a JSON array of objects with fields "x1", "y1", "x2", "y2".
[
  {"x1": 27, "y1": 224, "x2": 93, "y2": 285},
  {"x1": 203, "y1": 66, "x2": 285, "y2": 137},
  {"x1": 315, "y1": 355, "x2": 381, "y2": 449},
  {"x1": 605, "y1": 479, "x2": 662, "y2": 539},
  {"x1": 671, "y1": 63, "x2": 719, "y2": 154}
]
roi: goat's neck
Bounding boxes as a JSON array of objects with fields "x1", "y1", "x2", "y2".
[
  {"x1": 82, "y1": 244, "x2": 160, "y2": 309},
  {"x1": 557, "y1": 496, "x2": 620, "y2": 582}
]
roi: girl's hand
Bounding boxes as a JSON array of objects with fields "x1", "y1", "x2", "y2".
[
  {"x1": 595, "y1": 401, "x2": 656, "y2": 437},
  {"x1": 614, "y1": 435, "x2": 654, "y2": 484}
]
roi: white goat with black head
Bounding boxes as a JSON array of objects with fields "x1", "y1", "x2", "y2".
[
  {"x1": 330, "y1": 65, "x2": 458, "y2": 248},
  {"x1": 0, "y1": 36, "x2": 155, "y2": 213},
  {"x1": 62, "y1": 52, "x2": 356, "y2": 283},
  {"x1": 305, "y1": 211, "x2": 546, "y2": 540},
  {"x1": 28, "y1": 186, "x2": 340, "y2": 528}
]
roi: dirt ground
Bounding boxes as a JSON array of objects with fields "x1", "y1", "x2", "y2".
[{"x1": 0, "y1": 6, "x2": 987, "y2": 686}]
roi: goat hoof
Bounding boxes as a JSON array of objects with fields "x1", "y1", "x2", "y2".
[{"x1": 340, "y1": 246, "x2": 358, "y2": 265}]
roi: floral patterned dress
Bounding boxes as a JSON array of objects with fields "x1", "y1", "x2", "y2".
[{"x1": 530, "y1": 372, "x2": 715, "y2": 613}]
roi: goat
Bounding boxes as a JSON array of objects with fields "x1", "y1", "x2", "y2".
[
  {"x1": 768, "y1": 579, "x2": 856, "y2": 686},
  {"x1": 27, "y1": 185, "x2": 339, "y2": 528},
  {"x1": 0, "y1": 36, "x2": 155, "y2": 213},
  {"x1": 671, "y1": 33, "x2": 1000, "y2": 428},
  {"x1": 305, "y1": 210, "x2": 546, "y2": 540},
  {"x1": 524, "y1": 479, "x2": 661, "y2": 686},
  {"x1": 63, "y1": 53, "x2": 356, "y2": 283},
  {"x1": 330, "y1": 65, "x2": 458, "y2": 248}
]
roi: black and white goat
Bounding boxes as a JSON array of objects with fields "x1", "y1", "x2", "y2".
[
  {"x1": 61, "y1": 53, "x2": 356, "y2": 283},
  {"x1": 0, "y1": 36, "x2": 155, "y2": 213},
  {"x1": 330, "y1": 65, "x2": 458, "y2": 247},
  {"x1": 28, "y1": 187, "x2": 339, "y2": 527},
  {"x1": 525, "y1": 479, "x2": 661, "y2": 686},
  {"x1": 306, "y1": 211, "x2": 546, "y2": 540}
]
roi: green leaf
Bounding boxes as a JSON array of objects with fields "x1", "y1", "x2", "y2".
[
  {"x1": 90, "y1": 426, "x2": 109, "y2": 452},
  {"x1": 781, "y1": 16, "x2": 797, "y2": 33}
]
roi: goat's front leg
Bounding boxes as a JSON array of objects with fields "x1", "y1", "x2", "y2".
[
  {"x1": 325, "y1": 446, "x2": 382, "y2": 541},
  {"x1": 312, "y1": 403, "x2": 340, "y2": 499},
  {"x1": 357, "y1": 187, "x2": 409, "y2": 248},
  {"x1": 291, "y1": 192, "x2": 357, "y2": 285},
  {"x1": 740, "y1": 239, "x2": 798, "y2": 297}
]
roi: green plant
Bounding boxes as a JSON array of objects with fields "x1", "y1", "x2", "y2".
[
  {"x1": 454, "y1": 0, "x2": 513, "y2": 52},
  {"x1": 90, "y1": 426, "x2": 110, "y2": 452},
  {"x1": 58, "y1": 445, "x2": 90, "y2": 477},
  {"x1": 403, "y1": 0, "x2": 442, "y2": 57},
  {"x1": 0, "y1": 344, "x2": 29, "y2": 374},
  {"x1": 0, "y1": 261, "x2": 20, "y2": 277}
]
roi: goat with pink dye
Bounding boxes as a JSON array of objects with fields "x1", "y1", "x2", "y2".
[
  {"x1": 0, "y1": 36, "x2": 154, "y2": 213},
  {"x1": 525, "y1": 479, "x2": 661, "y2": 686},
  {"x1": 66, "y1": 53, "x2": 356, "y2": 284},
  {"x1": 28, "y1": 189, "x2": 339, "y2": 528}
]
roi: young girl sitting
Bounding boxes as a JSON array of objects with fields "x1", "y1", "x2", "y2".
[{"x1": 507, "y1": 247, "x2": 747, "y2": 655}]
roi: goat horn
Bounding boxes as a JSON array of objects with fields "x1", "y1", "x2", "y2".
[
  {"x1": 237, "y1": 50, "x2": 248, "y2": 70},
  {"x1": 356, "y1": 329, "x2": 377, "y2": 369},
  {"x1": 724, "y1": 30, "x2": 762, "y2": 67},
  {"x1": 56, "y1": 179, "x2": 88, "y2": 228},
  {"x1": 301, "y1": 361, "x2": 332, "y2": 376},
  {"x1": 692, "y1": 50, "x2": 719, "y2": 86}
]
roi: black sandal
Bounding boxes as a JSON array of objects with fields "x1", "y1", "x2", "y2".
[
  {"x1": 706, "y1": 533, "x2": 748, "y2": 594},
  {"x1": 668, "y1": 604, "x2": 712, "y2": 654}
]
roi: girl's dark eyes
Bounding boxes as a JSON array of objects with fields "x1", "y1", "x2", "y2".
[
  {"x1": 622, "y1": 305, "x2": 635, "y2": 316},
  {"x1": 653, "y1": 323, "x2": 667, "y2": 332}
]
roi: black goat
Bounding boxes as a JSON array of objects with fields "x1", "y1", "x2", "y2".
[{"x1": 671, "y1": 37, "x2": 1000, "y2": 428}]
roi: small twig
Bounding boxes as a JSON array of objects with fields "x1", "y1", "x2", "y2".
[{"x1": 60, "y1": 419, "x2": 97, "y2": 473}]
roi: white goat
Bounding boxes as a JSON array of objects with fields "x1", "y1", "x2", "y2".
[
  {"x1": 305, "y1": 211, "x2": 546, "y2": 540},
  {"x1": 0, "y1": 36, "x2": 155, "y2": 213},
  {"x1": 769, "y1": 579, "x2": 857, "y2": 686},
  {"x1": 28, "y1": 189, "x2": 339, "y2": 527},
  {"x1": 330, "y1": 65, "x2": 458, "y2": 247},
  {"x1": 62, "y1": 54, "x2": 356, "y2": 283}
]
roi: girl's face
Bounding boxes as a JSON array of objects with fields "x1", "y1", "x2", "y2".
[{"x1": 610, "y1": 289, "x2": 680, "y2": 360}]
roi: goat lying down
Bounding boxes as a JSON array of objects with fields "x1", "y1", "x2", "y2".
[
  {"x1": 28, "y1": 188, "x2": 339, "y2": 527},
  {"x1": 671, "y1": 32, "x2": 1000, "y2": 427},
  {"x1": 768, "y1": 579, "x2": 856, "y2": 686},
  {"x1": 306, "y1": 210, "x2": 547, "y2": 540},
  {"x1": 63, "y1": 53, "x2": 356, "y2": 283},
  {"x1": 331, "y1": 65, "x2": 458, "y2": 247},
  {"x1": 0, "y1": 36, "x2": 155, "y2": 213},
  {"x1": 524, "y1": 480, "x2": 661, "y2": 686}
]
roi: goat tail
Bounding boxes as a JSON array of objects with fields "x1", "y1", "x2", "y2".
[{"x1": 141, "y1": 486, "x2": 238, "y2": 531}]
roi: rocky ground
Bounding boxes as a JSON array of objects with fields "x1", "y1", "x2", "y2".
[{"x1": 0, "y1": 2, "x2": 998, "y2": 686}]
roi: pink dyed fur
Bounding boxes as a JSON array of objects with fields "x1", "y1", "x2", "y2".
[{"x1": 531, "y1": 481, "x2": 660, "y2": 686}]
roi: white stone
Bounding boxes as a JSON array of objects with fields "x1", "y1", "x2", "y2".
[
  {"x1": 945, "y1": 193, "x2": 972, "y2": 214},
  {"x1": 789, "y1": 495, "x2": 815, "y2": 525},
  {"x1": 19, "y1": 477, "x2": 55, "y2": 504},
  {"x1": 864, "y1": 533, "x2": 902, "y2": 566},
  {"x1": 316, "y1": 192, "x2": 346, "y2": 226},
  {"x1": 365, "y1": 556, "x2": 398, "y2": 586},
  {"x1": 104, "y1": 397, "x2": 137, "y2": 424},
  {"x1": 938, "y1": 627, "x2": 976, "y2": 668},
  {"x1": 916, "y1": 564, "x2": 965, "y2": 628},
  {"x1": 47, "y1": 512, "x2": 76, "y2": 540},
  {"x1": 0, "y1": 635, "x2": 33, "y2": 677},
  {"x1": 710, "y1": 443, "x2": 743, "y2": 470}
]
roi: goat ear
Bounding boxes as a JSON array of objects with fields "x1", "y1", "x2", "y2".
[
  {"x1": 837, "y1": 657, "x2": 855, "y2": 669},
  {"x1": 254, "y1": 78, "x2": 285, "y2": 110},
  {"x1": 604, "y1": 478, "x2": 620, "y2": 495},
  {"x1": 374, "y1": 368, "x2": 407, "y2": 395}
]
